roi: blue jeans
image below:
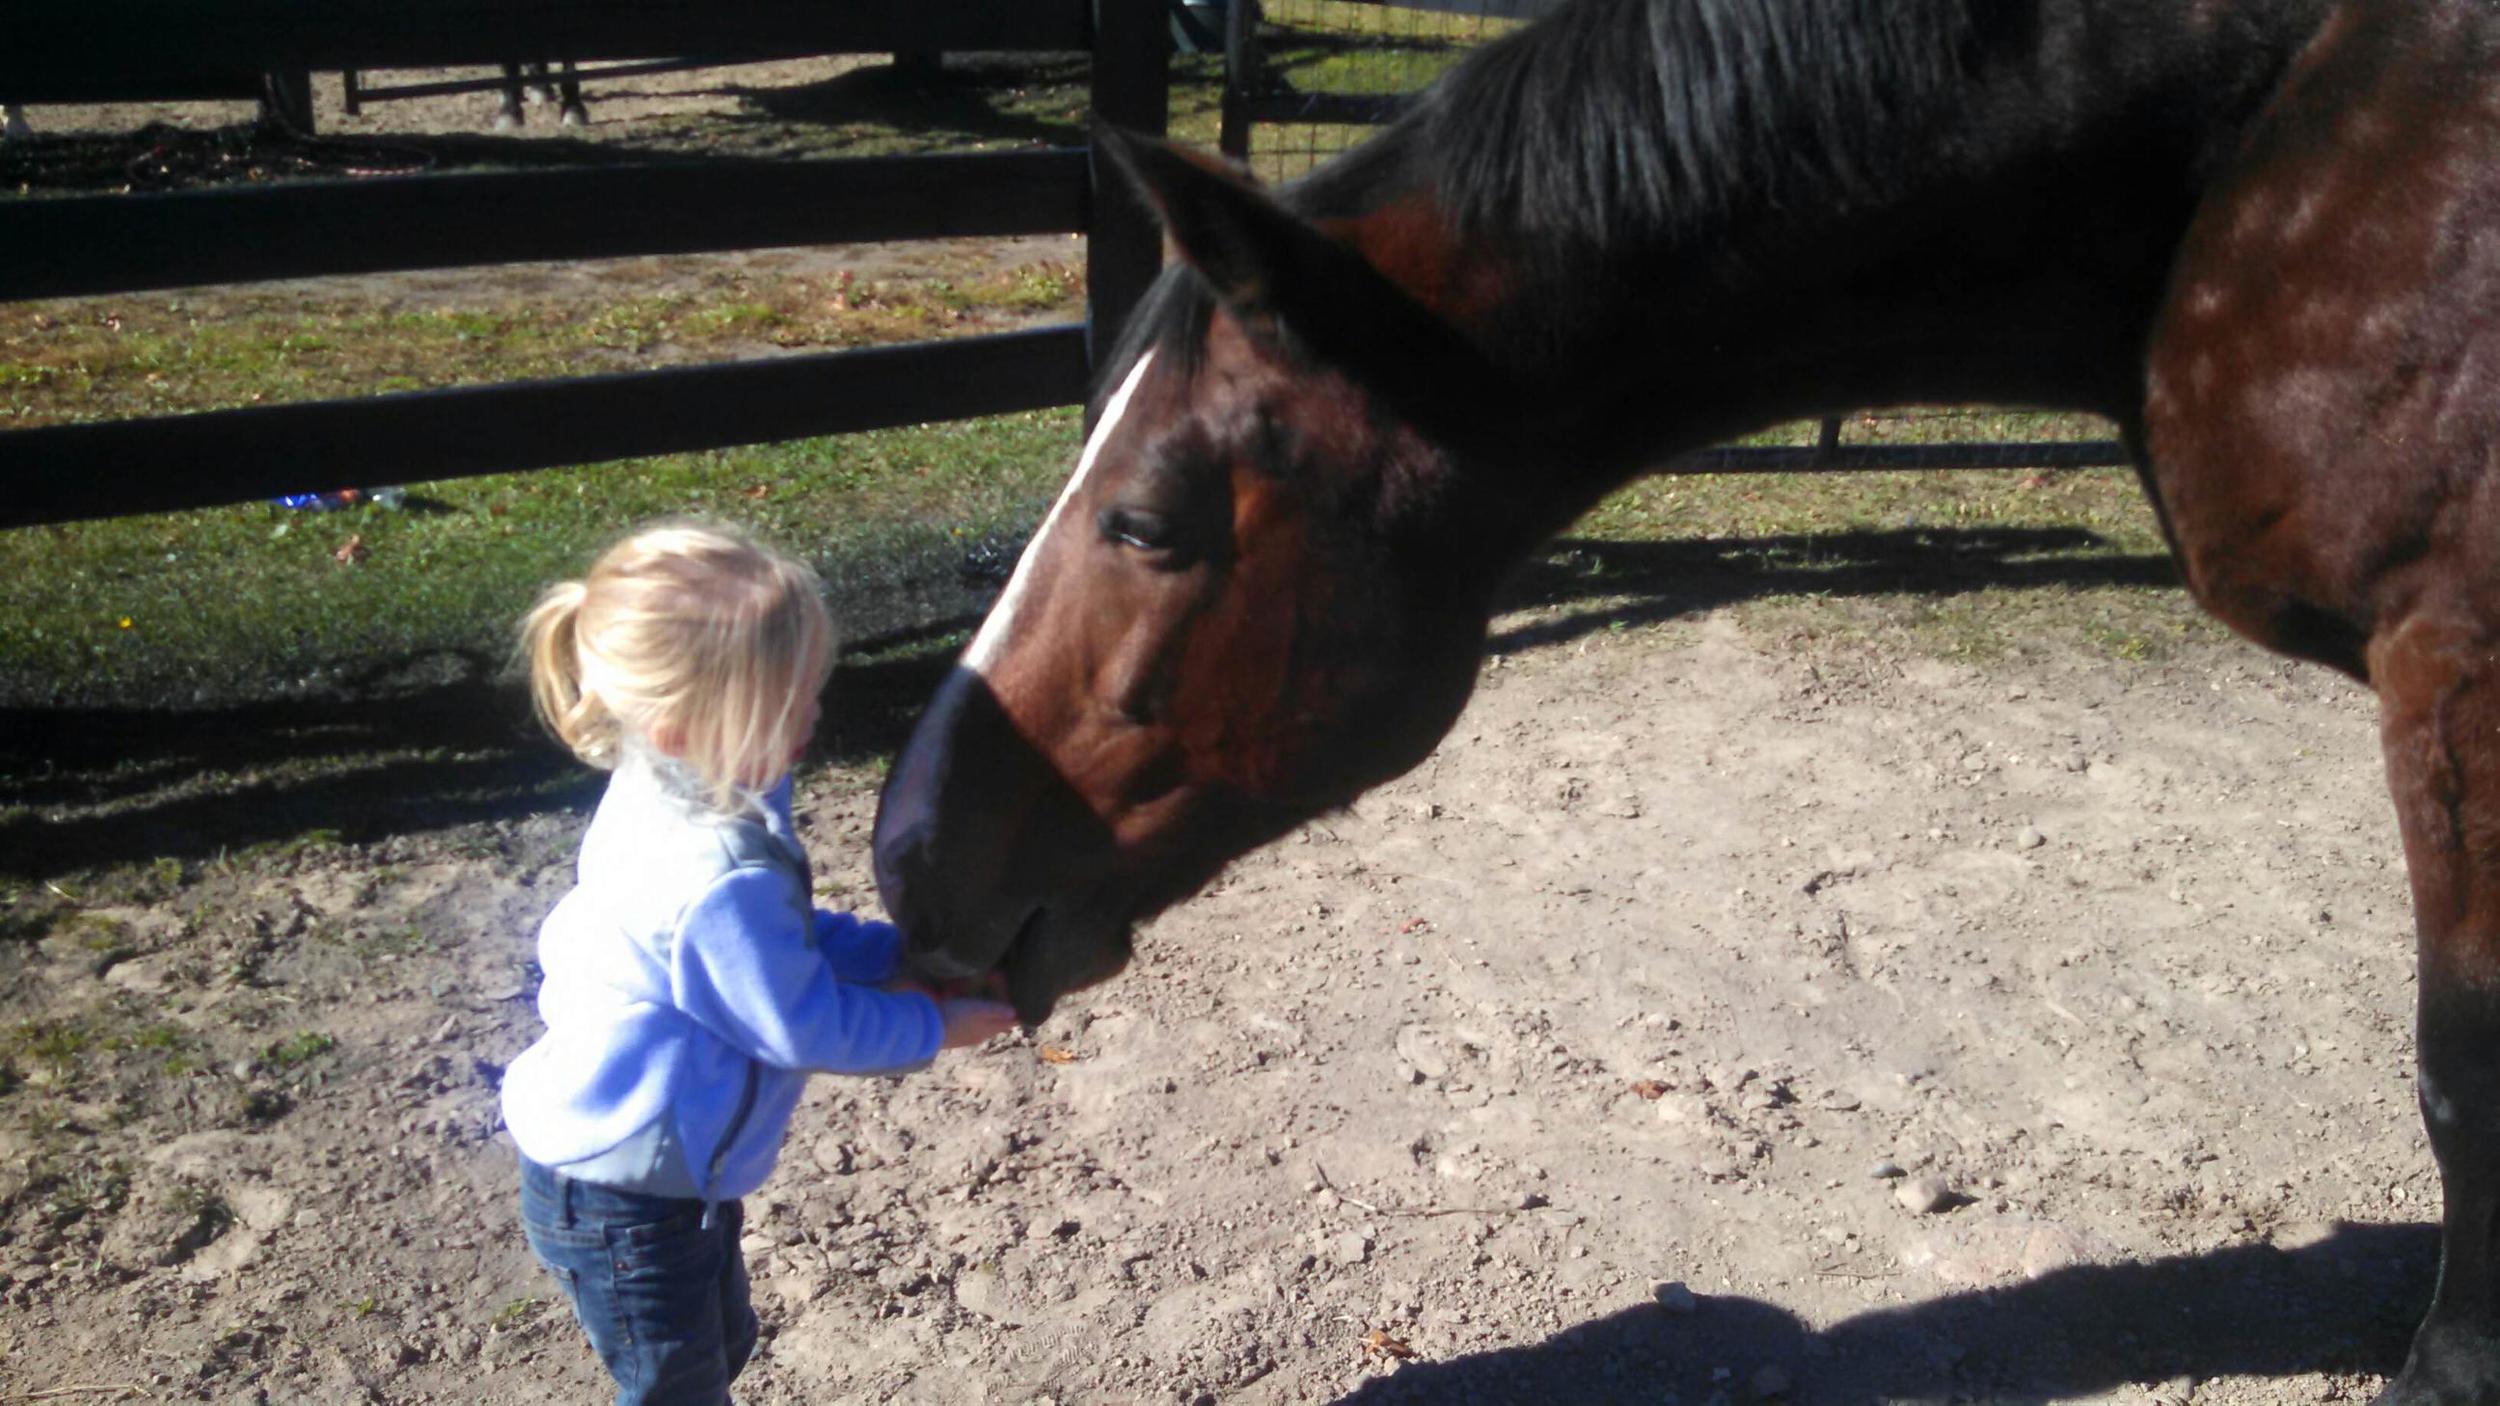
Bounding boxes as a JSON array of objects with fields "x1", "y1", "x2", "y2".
[{"x1": 518, "y1": 1157, "x2": 756, "y2": 1406}]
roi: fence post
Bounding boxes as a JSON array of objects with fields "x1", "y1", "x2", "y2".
[
  {"x1": 1088, "y1": 0, "x2": 1170, "y2": 390},
  {"x1": 1219, "y1": 0, "x2": 1256, "y2": 159},
  {"x1": 259, "y1": 67, "x2": 315, "y2": 135}
]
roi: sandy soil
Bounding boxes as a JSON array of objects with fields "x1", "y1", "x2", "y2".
[{"x1": 0, "y1": 604, "x2": 2434, "y2": 1405}]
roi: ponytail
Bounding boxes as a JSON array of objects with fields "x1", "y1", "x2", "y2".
[
  {"x1": 521, "y1": 521, "x2": 835, "y2": 804},
  {"x1": 519, "y1": 578, "x2": 618, "y2": 765}
]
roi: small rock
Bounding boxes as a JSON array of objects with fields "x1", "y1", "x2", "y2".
[
  {"x1": 2062, "y1": 750, "x2": 2090, "y2": 773},
  {"x1": 1331, "y1": 1231, "x2": 1371, "y2": 1266},
  {"x1": 1896, "y1": 1175, "x2": 1955, "y2": 1215},
  {"x1": 1751, "y1": 1364, "x2": 1795, "y2": 1399},
  {"x1": 2016, "y1": 826, "x2": 2047, "y2": 851},
  {"x1": 1869, "y1": 1160, "x2": 1906, "y2": 1180},
  {"x1": 1652, "y1": 1281, "x2": 1698, "y2": 1314}
]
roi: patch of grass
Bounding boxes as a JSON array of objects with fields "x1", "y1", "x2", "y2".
[
  {"x1": 230, "y1": 829, "x2": 344, "y2": 863},
  {"x1": 33, "y1": 1157, "x2": 130, "y2": 1228},
  {"x1": 490, "y1": 1297, "x2": 544, "y2": 1330},
  {"x1": 5, "y1": 1017, "x2": 92, "y2": 1085},
  {"x1": 260, "y1": 1031, "x2": 337, "y2": 1071},
  {"x1": 166, "y1": 1179, "x2": 236, "y2": 1256},
  {"x1": 2, "y1": 265, "x2": 1085, "y2": 431}
]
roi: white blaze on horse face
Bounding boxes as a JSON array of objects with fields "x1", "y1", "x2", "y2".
[{"x1": 963, "y1": 351, "x2": 1158, "y2": 678}]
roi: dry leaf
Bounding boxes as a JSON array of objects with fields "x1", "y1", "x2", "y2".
[
  {"x1": 333, "y1": 533, "x2": 367, "y2": 564},
  {"x1": 744, "y1": 484, "x2": 770, "y2": 500},
  {"x1": 1629, "y1": 1080, "x2": 1670, "y2": 1100},
  {"x1": 1360, "y1": 1329, "x2": 1417, "y2": 1361},
  {"x1": 1036, "y1": 1045, "x2": 1080, "y2": 1065}
]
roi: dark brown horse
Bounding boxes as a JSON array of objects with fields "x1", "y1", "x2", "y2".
[{"x1": 873, "y1": 0, "x2": 2500, "y2": 1395}]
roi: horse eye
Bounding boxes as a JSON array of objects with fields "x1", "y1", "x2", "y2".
[{"x1": 1098, "y1": 506, "x2": 1176, "y2": 553}]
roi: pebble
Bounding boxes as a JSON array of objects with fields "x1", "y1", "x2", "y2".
[
  {"x1": 1895, "y1": 1176, "x2": 1955, "y2": 1215},
  {"x1": 1652, "y1": 1280, "x2": 1698, "y2": 1314},
  {"x1": 1869, "y1": 1160, "x2": 1906, "y2": 1180},
  {"x1": 2016, "y1": 826, "x2": 2047, "y2": 851}
]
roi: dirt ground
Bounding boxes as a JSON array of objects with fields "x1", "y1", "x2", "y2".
[
  {"x1": 0, "y1": 604, "x2": 2434, "y2": 1406},
  {"x1": 1, "y1": 65, "x2": 2441, "y2": 1406}
]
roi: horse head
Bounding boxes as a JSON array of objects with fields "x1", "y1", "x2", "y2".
[{"x1": 873, "y1": 130, "x2": 1551, "y2": 1024}]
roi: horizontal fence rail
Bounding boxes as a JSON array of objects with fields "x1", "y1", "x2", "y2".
[
  {"x1": 5, "y1": 1, "x2": 1095, "y2": 100},
  {"x1": 1, "y1": 152, "x2": 1092, "y2": 303},
  {"x1": 0, "y1": 0, "x2": 1171, "y2": 528},
  {"x1": 0, "y1": 328, "x2": 1091, "y2": 530}
]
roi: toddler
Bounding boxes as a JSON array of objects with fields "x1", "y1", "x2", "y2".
[{"x1": 501, "y1": 522, "x2": 1015, "y2": 1403}]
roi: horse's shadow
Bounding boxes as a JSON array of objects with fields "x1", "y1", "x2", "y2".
[{"x1": 1332, "y1": 1221, "x2": 2431, "y2": 1404}]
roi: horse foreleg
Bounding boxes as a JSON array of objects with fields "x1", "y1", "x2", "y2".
[
  {"x1": 494, "y1": 63, "x2": 525, "y2": 131},
  {"x1": 2374, "y1": 612, "x2": 2500, "y2": 1406},
  {"x1": 555, "y1": 61, "x2": 588, "y2": 128}
]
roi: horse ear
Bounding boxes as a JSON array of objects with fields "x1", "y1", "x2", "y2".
[
  {"x1": 1094, "y1": 124, "x2": 1307, "y2": 317},
  {"x1": 1095, "y1": 125, "x2": 1530, "y2": 452}
]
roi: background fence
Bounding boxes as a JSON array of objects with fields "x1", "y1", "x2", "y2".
[{"x1": 0, "y1": 0, "x2": 1171, "y2": 529}]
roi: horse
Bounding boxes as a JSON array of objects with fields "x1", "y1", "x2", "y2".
[{"x1": 870, "y1": 0, "x2": 2500, "y2": 1397}]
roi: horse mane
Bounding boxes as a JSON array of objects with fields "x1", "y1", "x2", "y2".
[{"x1": 1296, "y1": 0, "x2": 1992, "y2": 266}]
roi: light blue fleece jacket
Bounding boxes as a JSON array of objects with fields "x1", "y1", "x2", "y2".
[{"x1": 499, "y1": 750, "x2": 943, "y2": 1202}]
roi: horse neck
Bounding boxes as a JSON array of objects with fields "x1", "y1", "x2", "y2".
[{"x1": 1311, "y1": 0, "x2": 2337, "y2": 541}]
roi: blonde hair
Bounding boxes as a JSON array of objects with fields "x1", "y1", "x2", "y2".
[{"x1": 520, "y1": 522, "x2": 837, "y2": 813}]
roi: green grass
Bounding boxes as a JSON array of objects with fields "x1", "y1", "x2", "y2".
[
  {"x1": 0, "y1": 261, "x2": 1086, "y2": 430},
  {"x1": 260, "y1": 1031, "x2": 337, "y2": 1071},
  {"x1": 0, "y1": 409, "x2": 1084, "y2": 710}
]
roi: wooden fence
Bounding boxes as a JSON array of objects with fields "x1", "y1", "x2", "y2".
[{"x1": 0, "y1": 0, "x2": 1171, "y2": 529}]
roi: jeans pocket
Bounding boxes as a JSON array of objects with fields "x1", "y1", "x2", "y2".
[{"x1": 614, "y1": 1208, "x2": 716, "y2": 1280}]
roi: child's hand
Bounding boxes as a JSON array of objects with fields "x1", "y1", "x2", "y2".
[{"x1": 937, "y1": 997, "x2": 1019, "y2": 1049}]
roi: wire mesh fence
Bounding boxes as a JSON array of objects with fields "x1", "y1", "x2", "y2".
[{"x1": 1227, "y1": 0, "x2": 1537, "y2": 182}]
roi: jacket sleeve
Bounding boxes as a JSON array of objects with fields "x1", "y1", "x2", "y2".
[
  {"x1": 669, "y1": 866, "x2": 943, "y2": 1074},
  {"x1": 813, "y1": 909, "x2": 906, "y2": 984}
]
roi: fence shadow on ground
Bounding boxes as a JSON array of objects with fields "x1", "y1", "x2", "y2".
[
  {"x1": 0, "y1": 57, "x2": 1091, "y2": 197},
  {"x1": 1330, "y1": 1221, "x2": 2432, "y2": 1405},
  {"x1": 0, "y1": 618, "x2": 975, "y2": 880},
  {"x1": 2, "y1": 522, "x2": 2171, "y2": 879}
]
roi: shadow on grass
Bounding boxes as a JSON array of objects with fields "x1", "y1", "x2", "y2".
[
  {"x1": 1330, "y1": 1221, "x2": 2429, "y2": 1405},
  {"x1": 0, "y1": 57, "x2": 1092, "y2": 196},
  {"x1": 0, "y1": 619, "x2": 974, "y2": 881},
  {"x1": 721, "y1": 54, "x2": 1092, "y2": 149},
  {"x1": 1, "y1": 523, "x2": 2171, "y2": 880}
]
